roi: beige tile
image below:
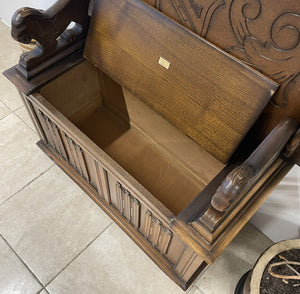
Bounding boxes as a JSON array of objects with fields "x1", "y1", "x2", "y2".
[
  {"x1": 47, "y1": 224, "x2": 187, "y2": 294},
  {"x1": 0, "y1": 21, "x2": 20, "y2": 57},
  {"x1": 0, "y1": 100, "x2": 11, "y2": 119},
  {"x1": 0, "y1": 236, "x2": 42, "y2": 294},
  {"x1": 0, "y1": 114, "x2": 52, "y2": 204},
  {"x1": 0, "y1": 165, "x2": 113, "y2": 284},
  {"x1": 15, "y1": 105, "x2": 35, "y2": 130},
  {"x1": 0, "y1": 73, "x2": 24, "y2": 111},
  {"x1": 0, "y1": 114, "x2": 53, "y2": 204},
  {"x1": 195, "y1": 224, "x2": 273, "y2": 294},
  {"x1": 0, "y1": 37, "x2": 23, "y2": 111},
  {"x1": 251, "y1": 166, "x2": 300, "y2": 242},
  {"x1": 0, "y1": 47, "x2": 21, "y2": 71},
  {"x1": 39, "y1": 289, "x2": 50, "y2": 294},
  {"x1": 188, "y1": 286, "x2": 204, "y2": 294}
]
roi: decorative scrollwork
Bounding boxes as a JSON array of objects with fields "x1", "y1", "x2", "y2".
[
  {"x1": 147, "y1": 1, "x2": 300, "y2": 132},
  {"x1": 146, "y1": 0, "x2": 225, "y2": 37},
  {"x1": 229, "y1": 0, "x2": 262, "y2": 44},
  {"x1": 271, "y1": 12, "x2": 300, "y2": 51},
  {"x1": 227, "y1": 0, "x2": 300, "y2": 108}
]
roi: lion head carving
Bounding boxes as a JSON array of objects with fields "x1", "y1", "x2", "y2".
[{"x1": 11, "y1": 7, "x2": 55, "y2": 50}]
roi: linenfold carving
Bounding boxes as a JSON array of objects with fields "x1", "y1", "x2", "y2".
[
  {"x1": 116, "y1": 183, "x2": 141, "y2": 229},
  {"x1": 144, "y1": 210, "x2": 172, "y2": 255}
]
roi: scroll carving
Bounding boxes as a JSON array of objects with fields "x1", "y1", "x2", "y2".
[
  {"x1": 146, "y1": 0, "x2": 225, "y2": 37},
  {"x1": 228, "y1": 1, "x2": 300, "y2": 108},
  {"x1": 271, "y1": 13, "x2": 300, "y2": 52},
  {"x1": 229, "y1": 0, "x2": 262, "y2": 45},
  {"x1": 11, "y1": 0, "x2": 90, "y2": 80},
  {"x1": 148, "y1": 0, "x2": 300, "y2": 133}
]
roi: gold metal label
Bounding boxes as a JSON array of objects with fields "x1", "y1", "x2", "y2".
[{"x1": 158, "y1": 57, "x2": 171, "y2": 70}]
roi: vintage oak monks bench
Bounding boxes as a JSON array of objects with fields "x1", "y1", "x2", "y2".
[{"x1": 4, "y1": 0, "x2": 300, "y2": 290}]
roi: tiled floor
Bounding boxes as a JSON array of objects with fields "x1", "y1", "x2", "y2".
[{"x1": 0, "y1": 20, "x2": 274, "y2": 294}]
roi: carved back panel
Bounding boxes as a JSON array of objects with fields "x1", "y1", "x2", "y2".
[{"x1": 145, "y1": 0, "x2": 300, "y2": 138}]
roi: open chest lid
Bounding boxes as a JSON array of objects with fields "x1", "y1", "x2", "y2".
[{"x1": 84, "y1": 0, "x2": 278, "y2": 163}]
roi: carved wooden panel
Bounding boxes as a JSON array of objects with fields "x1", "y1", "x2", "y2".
[
  {"x1": 146, "y1": 0, "x2": 225, "y2": 37},
  {"x1": 175, "y1": 246, "x2": 204, "y2": 282},
  {"x1": 34, "y1": 110, "x2": 90, "y2": 183},
  {"x1": 145, "y1": 0, "x2": 300, "y2": 137},
  {"x1": 144, "y1": 210, "x2": 172, "y2": 255},
  {"x1": 22, "y1": 97, "x2": 47, "y2": 142},
  {"x1": 93, "y1": 160, "x2": 111, "y2": 204},
  {"x1": 61, "y1": 131, "x2": 89, "y2": 182},
  {"x1": 115, "y1": 183, "x2": 140, "y2": 229},
  {"x1": 36, "y1": 110, "x2": 68, "y2": 161}
]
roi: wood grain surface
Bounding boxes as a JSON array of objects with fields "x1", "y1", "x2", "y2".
[
  {"x1": 145, "y1": 0, "x2": 300, "y2": 140},
  {"x1": 84, "y1": 0, "x2": 278, "y2": 162}
]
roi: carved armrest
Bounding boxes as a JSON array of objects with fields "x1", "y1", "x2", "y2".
[
  {"x1": 171, "y1": 118, "x2": 299, "y2": 263},
  {"x1": 199, "y1": 118, "x2": 298, "y2": 230},
  {"x1": 176, "y1": 118, "x2": 298, "y2": 231},
  {"x1": 11, "y1": 0, "x2": 90, "y2": 80}
]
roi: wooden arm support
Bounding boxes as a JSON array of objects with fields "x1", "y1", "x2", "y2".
[
  {"x1": 11, "y1": 0, "x2": 90, "y2": 80},
  {"x1": 171, "y1": 116, "x2": 298, "y2": 263},
  {"x1": 199, "y1": 118, "x2": 298, "y2": 230},
  {"x1": 172, "y1": 118, "x2": 298, "y2": 263}
]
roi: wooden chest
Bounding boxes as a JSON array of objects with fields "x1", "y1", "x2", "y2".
[{"x1": 4, "y1": 0, "x2": 300, "y2": 290}]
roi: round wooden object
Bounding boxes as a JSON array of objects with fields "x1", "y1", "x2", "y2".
[{"x1": 238, "y1": 239, "x2": 300, "y2": 294}]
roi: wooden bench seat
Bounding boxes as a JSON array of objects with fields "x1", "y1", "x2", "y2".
[{"x1": 4, "y1": 0, "x2": 300, "y2": 290}]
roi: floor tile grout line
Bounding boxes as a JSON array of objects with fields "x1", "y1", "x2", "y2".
[
  {"x1": 0, "y1": 101, "x2": 23, "y2": 120},
  {"x1": 14, "y1": 110, "x2": 36, "y2": 131},
  {"x1": 0, "y1": 100, "x2": 14, "y2": 115},
  {"x1": 0, "y1": 102, "x2": 36, "y2": 132},
  {"x1": 0, "y1": 164, "x2": 54, "y2": 207},
  {"x1": 36, "y1": 287, "x2": 50, "y2": 294},
  {"x1": 0, "y1": 111, "x2": 11, "y2": 121},
  {"x1": 0, "y1": 234, "x2": 45, "y2": 288},
  {"x1": 13, "y1": 105, "x2": 26, "y2": 112},
  {"x1": 193, "y1": 284, "x2": 205, "y2": 294},
  {"x1": 44, "y1": 222, "x2": 113, "y2": 288},
  {"x1": 0, "y1": 109, "x2": 21, "y2": 123},
  {"x1": 247, "y1": 223, "x2": 273, "y2": 244},
  {"x1": 0, "y1": 99, "x2": 11, "y2": 111}
]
